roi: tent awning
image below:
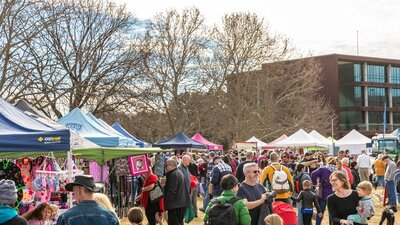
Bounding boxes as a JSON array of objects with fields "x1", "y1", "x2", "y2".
[
  {"x1": 73, "y1": 147, "x2": 167, "y2": 164},
  {"x1": 112, "y1": 122, "x2": 148, "y2": 148},
  {"x1": 191, "y1": 133, "x2": 223, "y2": 150},
  {"x1": 0, "y1": 98, "x2": 70, "y2": 152},
  {"x1": 154, "y1": 132, "x2": 207, "y2": 149}
]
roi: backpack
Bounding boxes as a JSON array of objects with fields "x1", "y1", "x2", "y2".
[
  {"x1": 271, "y1": 165, "x2": 290, "y2": 194},
  {"x1": 206, "y1": 196, "x2": 240, "y2": 225},
  {"x1": 272, "y1": 201, "x2": 297, "y2": 225},
  {"x1": 294, "y1": 173, "x2": 304, "y2": 194}
]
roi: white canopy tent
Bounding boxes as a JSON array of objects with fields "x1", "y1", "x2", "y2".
[
  {"x1": 335, "y1": 129, "x2": 371, "y2": 154},
  {"x1": 274, "y1": 129, "x2": 327, "y2": 147},
  {"x1": 246, "y1": 136, "x2": 268, "y2": 150},
  {"x1": 309, "y1": 130, "x2": 335, "y2": 155}
]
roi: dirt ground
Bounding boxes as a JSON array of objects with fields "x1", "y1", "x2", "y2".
[{"x1": 120, "y1": 187, "x2": 398, "y2": 225}]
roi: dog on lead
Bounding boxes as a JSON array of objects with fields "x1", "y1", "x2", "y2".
[{"x1": 379, "y1": 205, "x2": 396, "y2": 225}]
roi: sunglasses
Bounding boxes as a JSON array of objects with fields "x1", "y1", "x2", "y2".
[{"x1": 252, "y1": 170, "x2": 260, "y2": 174}]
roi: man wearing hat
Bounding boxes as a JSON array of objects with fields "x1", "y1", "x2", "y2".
[
  {"x1": 56, "y1": 175, "x2": 119, "y2": 225},
  {"x1": 0, "y1": 179, "x2": 28, "y2": 225}
]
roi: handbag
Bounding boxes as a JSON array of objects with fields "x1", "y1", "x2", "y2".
[
  {"x1": 185, "y1": 205, "x2": 195, "y2": 223},
  {"x1": 149, "y1": 181, "x2": 164, "y2": 203}
]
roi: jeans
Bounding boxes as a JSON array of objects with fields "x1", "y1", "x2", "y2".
[
  {"x1": 386, "y1": 180, "x2": 397, "y2": 206},
  {"x1": 297, "y1": 201, "x2": 304, "y2": 225},
  {"x1": 202, "y1": 181, "x2": 211, "y2": 210},
  {"x1": 132, "y1": 176, "x2": 139, "y2": 203},
  {"x1": 190, "y1": 187, "x2": 198, "y2": 216},
  {"x1": 315, "y1": 199, "x2": 326, "y2": 225},
  {"x1": 376, "y1": 176, "x2": 385, "y2": 187}
]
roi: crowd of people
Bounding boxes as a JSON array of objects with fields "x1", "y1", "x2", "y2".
[{"x1": 0, "y1": 148, "x2": 399, "y2": 225}]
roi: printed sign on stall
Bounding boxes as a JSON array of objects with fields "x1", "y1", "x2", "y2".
[{"x1": 128, "y1": 154, "x2": 150, "y2": 176}]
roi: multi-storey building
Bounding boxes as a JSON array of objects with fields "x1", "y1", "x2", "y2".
[{"x1": 311, "y1": 54, "x2": 400, "y2": 137}]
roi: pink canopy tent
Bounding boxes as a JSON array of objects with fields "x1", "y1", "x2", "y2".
[
  {"x1": 191, "y1": 133, "x2": 223, "y2": 151},
  {"x1": 262, "y1": 134, "x2": 288, "y2": 149}
]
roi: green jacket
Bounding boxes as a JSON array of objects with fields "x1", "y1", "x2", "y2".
[{"x1": 203, "y1": 190, "x2": 251, "y2": 225}]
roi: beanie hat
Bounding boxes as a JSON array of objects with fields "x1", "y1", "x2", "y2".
[{"x1": 0, "y1": 179, "x2": 18, "y2": 205}]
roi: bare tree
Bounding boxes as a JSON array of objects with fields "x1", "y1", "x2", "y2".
[
  {"x1": 139, "y1": 8, "x2": 210, "y2": 135},
  {"x1": 0, "y1": 0, "x2": 57, "y2": 102},
  {"x1": 25, "y1": 0, "x2": 143, "y2": 118},
  {"x1": 227, "y1": 58, "x2": 336, "y2": 142}
]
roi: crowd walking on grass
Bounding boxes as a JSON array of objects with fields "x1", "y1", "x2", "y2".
[{"x1": 1, "y1": 148, "x2": 399, "y2": 225}]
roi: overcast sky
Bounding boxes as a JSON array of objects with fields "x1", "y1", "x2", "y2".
[{"x1": 115, "y1": 0, "x2": 400, "y2": 59}]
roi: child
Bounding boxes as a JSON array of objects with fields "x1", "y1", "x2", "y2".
[
  {"x1": 291, "y1": 180, "x2": 322, "y2": 225},
  {"x1": 264, "y1": 214, "x2": 283, "y2": 225},
  {"x1": 22, "y1": 202, "x2": 53, "y2": 225},
  {"x1": 128, "y1": 207, "x2": 143, "y2": 225},
  {"x1": 347, "y1": 181, "x2": 375, "y2": 225},
  {"x1": 50, "y1": 204, "x2": 59, "y2": 225}
]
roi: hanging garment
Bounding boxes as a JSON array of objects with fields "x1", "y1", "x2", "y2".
[
  {"x1": 115, "y1": 158, "x2": 130, "y2": 177},
  {"x1": 0, "y1": 160, "x2": 25, "y2": 203},
  {"x1": 16, "y1": 157, "x2": 33, "y2": 190},
  {"x1": 89, "y1": 161, "x2": 109, "y2": 183},
  {"x1": 153, "y1": 153, "x2": 166, "y2": 177}
]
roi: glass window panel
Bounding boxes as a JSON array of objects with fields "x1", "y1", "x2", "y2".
[
  {"x1": 391, "y1": 66, "x2": 400, "y2": 84},
  {"x1": 392, "y1": 88, "x2": 400, "y2": 108},
  {"x1": 339, "y1": 86, "x2": 363, "y2": 107},
  {"x1": 393, "y1": 112, "x2": 400, "y2": 124},
  {"x1": 339, "y1": 111, "x2": 365, "y2": 131},
  {"x1": 368, "y1": 87, "x2": 387, "y2": 107},
  {"x1": 367, "y1": 65, "x2": 385, "y2": 83},
  {"x1": 339, "y1": 62, "x2": 362, "y2": 83}
]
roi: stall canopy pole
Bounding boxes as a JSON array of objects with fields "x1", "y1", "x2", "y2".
[{"x1": 68, "y1": 150, "x2": 73, "y2": 208}]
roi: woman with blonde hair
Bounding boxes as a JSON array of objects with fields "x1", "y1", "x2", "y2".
[
  {"x1": 264, "y1": 214, "x2": 283, "y2": 225},
  {"x1": 93, "y1": 193, "x2": 117, "y2": 217}
]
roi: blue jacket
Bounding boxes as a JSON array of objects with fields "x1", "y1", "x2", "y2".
[{"x1": 56, "y1": 200, "x2": 119, "y2": 225}]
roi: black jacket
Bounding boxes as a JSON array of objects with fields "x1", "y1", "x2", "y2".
[
  {"x1": 292, "y1": 189, "x2": 321, "y2": 212},
  {"x1": 350, "y1": 167, "x2": 361, "y2": 189},
  {"x1": 164, "y1": 168, "x2": 190, "y2": 210}
]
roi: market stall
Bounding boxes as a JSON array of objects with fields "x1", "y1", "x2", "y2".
[
  {"x1": 245, "y1": 136, "x2": 268, "y2": 150},
  {"x1": 191, "y1": 132, "x2": 223, "y2": 151},
  {"x1": 112, "y1": 122, "x2": 149, "y2": 148},
  {"x1": 57, "y1": 108, "x2": 133, "y2": 147}
]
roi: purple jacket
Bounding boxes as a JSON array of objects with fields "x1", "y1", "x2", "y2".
[{"x1": 311, "y1": 166, "x2": 334, "y2": 200}]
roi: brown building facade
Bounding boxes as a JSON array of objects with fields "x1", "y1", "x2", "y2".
[{"x1": 277, "y1": 54, "x2": 400, "y2": 137}]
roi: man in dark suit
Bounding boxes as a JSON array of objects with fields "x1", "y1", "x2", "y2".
[{"x1": 164, "y1": 159, "x2": 190, "y2": 225}]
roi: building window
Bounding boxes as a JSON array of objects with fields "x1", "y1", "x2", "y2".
[
  {"x1": 392, "y1": 88, "x2": 400, "y2": 108},
  {"x1": 368, "y1": 87, "x2": 387, "y2": 107},
  {"x1": 339, "y1": 86, "x2": 363, "y2": 107},
  {"x1": 393, "y1": 112, "x2": 400, "y2": 124},
  {"x1": 367, "y1": 65, "x2": 385, "y2": 83},
  {"x1": 339, "y1": 111, "x2": 365, "y2": 131},
  {"x1": 369, "y1": 111, "x2": 389, "y2": 131},
  {"x1": 339, "y1": 62, "x2": 362, "y2": 83},
  {"x1": 392, "y1": 66, "x2": 400, "y2": 84}
]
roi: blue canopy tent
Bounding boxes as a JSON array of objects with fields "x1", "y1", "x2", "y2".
[
  {"x1": 58, "y1": 108, "x2": 132, "y2": 147},
  {"x1": 85, "y1": 112, "x2": 135, "y2": 147},
  {"x1": 0, "y1": 98, "x2": 70, "y2": 152},
  {"x1": 153, "y1": 131, "x2": 207, "y2": 149},
  {"x1": 111, "y1": 122, "x2": 148, "y2": 148}
]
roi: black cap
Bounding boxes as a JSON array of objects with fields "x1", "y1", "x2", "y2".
[{"x1": 65, "y1": 175, "x2": 96, "y2": 192}]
